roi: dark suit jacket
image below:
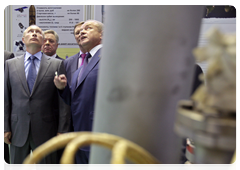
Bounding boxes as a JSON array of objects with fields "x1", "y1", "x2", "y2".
[
  {"x1": 62, "y1": 52, "x2": 80, "y2": 132},
  {"x1": 63, "y1": 52, "x2": 80, "y2": 86},
  {"x1": 60, "y1": 49, "x2": 101, "y2": 151},
  {"x1": 4, "y1": 53, "x2": 70, "y2": 147},
  {"x1": 56, "y1": 55, "x2": 63, "y2": 60},
  {"x1": 53, "y1": 54, "x2": 72, "y2": 132}
]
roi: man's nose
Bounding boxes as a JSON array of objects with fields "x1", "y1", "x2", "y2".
[
  {"x1": 45, "y1": 40, "x2": 50, "y2": 44},
  {"x1": 80, "y1": 29, "x2": 86, "y2": 36},
  {"x1": 31, "y1": 30, "x2": 39, "y2": 37}
]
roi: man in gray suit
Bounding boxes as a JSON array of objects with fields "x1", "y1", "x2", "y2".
[
  {"x1": 42, "y1": 29, "x2": 71, "y2": 163},
  {"x1": 4, "y1": 25, "x2": 70, "y2": 164}
]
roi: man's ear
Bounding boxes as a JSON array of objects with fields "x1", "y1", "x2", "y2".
[{"x1": 100, "y1": 31, "x2": 103, "y2": 40}]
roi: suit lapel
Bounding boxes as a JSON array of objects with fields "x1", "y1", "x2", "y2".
[
  {"x1": 71, "y1": 67, "x2": 81, "y2": 95},
  {"x1": 14, "y1": 54, "x2": 30, "y2": 95},
  {"x1": 31, "y1": 54, "x2": 51, "y2": 94},
  {"x1": 70, "y1": 53, "x2": 80, "y2": 78},
  {"x1": 76, "y1": 49, "x2": 101, "y2": 88}
]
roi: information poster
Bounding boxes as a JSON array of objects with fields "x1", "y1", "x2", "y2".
[{"x1": 11, "y1": 5, "x2": 84, "y2": 56}]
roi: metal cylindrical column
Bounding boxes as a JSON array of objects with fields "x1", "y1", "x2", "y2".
[{"x1": 90, "y1": 5, "x2": 204, "y2": 164}]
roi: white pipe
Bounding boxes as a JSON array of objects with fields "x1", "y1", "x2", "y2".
[{"x1": 90, "y1": 5, "x2": 204, "y2": 163}]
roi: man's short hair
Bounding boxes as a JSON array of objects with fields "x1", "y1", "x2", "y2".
[
  {"x1": 73, "y1": 21, "x2": 85, "y2": 35},
  {"x1": 84, "y1": 20, "x2": 103, "y2": 33},
  {"x1": 43, "y1": 30, "x2": 59, "y2": 43},
  {"x1": 23, "y1": 25, "x2": 44, "y2": 39}
]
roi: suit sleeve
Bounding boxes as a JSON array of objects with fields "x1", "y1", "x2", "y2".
[
  {"x1": 59, "y1": 58, "x2": 72, "y2": 106},
  {"x1": 4, "y1": 61, "x2": 12, "y2": 132},
  {"x1": 56, "y1": 61, "x2": 71, "y2": 133}
]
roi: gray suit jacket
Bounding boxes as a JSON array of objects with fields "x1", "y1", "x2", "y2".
[
  {"x1": 4, "y1": 53, "x2": 70, "y2": 147},
  {"x1": 4, "y1": 51, "x2": 14, "y2": 68}
]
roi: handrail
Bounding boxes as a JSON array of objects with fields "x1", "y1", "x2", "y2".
[{"x1": 23, "y1": 132, "x2": 160, "y2": 164}]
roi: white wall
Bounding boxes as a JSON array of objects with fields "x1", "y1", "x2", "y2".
[{"x1": 197, "y1": 18, "x2": 236, "y2": 74}]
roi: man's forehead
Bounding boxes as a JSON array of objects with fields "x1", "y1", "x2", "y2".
[
  {"x1": 82, "y1": 21, "x2": 96, "y2": 28},
  {"x1": 28, "y1": 25, "x2": 41, "y2": 29},
  {"x1": 75, "y1": 24, "x2": 83, "y2": 30},
  {"x1": 26, "y1": 25, "x2": 42, "y2": 32},
  {"x1": 45, "y1": 33, "x2": 55, "y2": 38}
]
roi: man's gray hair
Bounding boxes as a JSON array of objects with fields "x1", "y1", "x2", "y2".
[
  {"x1": 43, "y1": 30, "x2": 59, "y2": 43},
  {"x1": 84, "y1": 20, "x2": 104, "y2": 33}
]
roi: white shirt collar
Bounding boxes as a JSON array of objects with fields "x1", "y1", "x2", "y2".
[
  {"x1": 25, "y1": 51, "x2": 42, "y2": 61},
  {"x1": 89, "y1": 44, "x2": 102, "y2": 57},
  {"x1": 78, "y1": 44, "x2": 102, "y2": 58},
  {"x1": 79, "y1": 51, "x2": 82, "y2": 56}
]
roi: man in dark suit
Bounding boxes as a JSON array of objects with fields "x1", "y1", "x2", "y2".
[
  {"x1": 4, "y1": 50, "x2": 14, "y2": 164},
  {"x1": 42, "y1": 29, "x2": 63, "y2": 60},
  {"x1": 54, "y1": 20, "x2": 103, "y2": 164},
  {"x1": 4, "y1": 25, "x2": 70, "y2": 164},
  {"x1": 42, "y1": 29, "x2": 71, "y2": 163},
  {"x1": 64, "y1": 21, "x2": 86, "y2": 86},
  {"x1": 63, "y1": 21, "x2": 86, "y2": 133}
]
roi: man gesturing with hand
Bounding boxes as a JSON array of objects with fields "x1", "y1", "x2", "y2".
[{"x1": 54, "y1": 20, "x2": 103, "y2": 164}]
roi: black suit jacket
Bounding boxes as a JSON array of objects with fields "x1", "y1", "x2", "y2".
[
  {"x1": 63, "y1": 52, "x2": 80, "y2": 86},
  {"x1": 60, "y1": 49, "x2": 101, "y2": 152},
  {"x1": 54, "y1": 55, "x2": 73, "y2": 132},
  {"x1": 56, "y1": 55, "x2": 64, "y2": 60}
]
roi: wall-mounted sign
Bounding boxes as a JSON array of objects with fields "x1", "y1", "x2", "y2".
[{"x1": 12, "y1": 5, "x2": 84, "y2": 56}]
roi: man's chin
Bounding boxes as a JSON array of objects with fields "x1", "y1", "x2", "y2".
[
  {"x1": 44, "y1": 52, "x2": 54, "y2": 56},
  {"x1": 29, "y1": 43, "x2": 42, "y2": 49}
]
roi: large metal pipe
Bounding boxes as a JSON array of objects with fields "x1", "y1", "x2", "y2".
[{"x1": 90, "y1": 5, "x2": 204, "y2": 163}]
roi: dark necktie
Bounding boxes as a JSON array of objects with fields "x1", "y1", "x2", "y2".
[
  {"x1": 27, "y1": 56, "x2": 37, "y2": 93},
  {"x1": 77, "y1": 53, "x2": 91, "y2": 85}
]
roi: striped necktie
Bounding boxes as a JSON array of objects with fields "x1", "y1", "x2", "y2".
[{"x1": 27, "y1": 56, "x2": 37, "y2": 93}]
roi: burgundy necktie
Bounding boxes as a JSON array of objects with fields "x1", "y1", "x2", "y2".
[{"x1": 79, "y1": 53, "x2": 87, "y2": 67}]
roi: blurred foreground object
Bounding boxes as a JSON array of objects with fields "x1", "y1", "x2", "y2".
[
  {"x1": 193, "y1": 28, "x2": 236, "y2": 114},
  {"x1": 23, "y1": 132, "x2": 160, "y2": 164},
  {"x1": 175, "y1": 28, "x2": 236, "y2": 163},
  {"x1": 90, "y1": 5, "x2": 204, "y2": 164}
]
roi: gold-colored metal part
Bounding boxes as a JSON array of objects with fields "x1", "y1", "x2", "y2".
[
  {"x1": 23, "y1": 132, "x2": 160, "y2": 164},
  {"x1": 228, "y1": 147, "x2": 238, "y2": 170},
  {"x1": 111, "y1": 140, "x2": 128, "y2": 164}
]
